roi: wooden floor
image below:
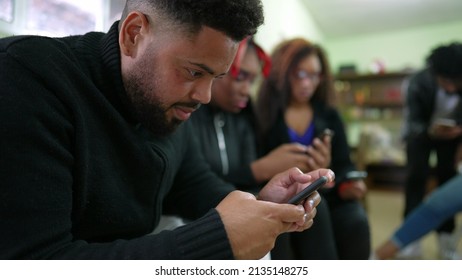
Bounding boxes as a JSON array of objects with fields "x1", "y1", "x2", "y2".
[{"x1": 366, "y1": 187, "x2": 462, "y2": 259}]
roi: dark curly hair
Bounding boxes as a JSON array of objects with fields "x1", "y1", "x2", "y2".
[
  {"x1": 427, "y1": 42, "x2": 462, "y2": 79},
  {"x1": 121, "y1": 0, "x2": 264, "y2": 41}
]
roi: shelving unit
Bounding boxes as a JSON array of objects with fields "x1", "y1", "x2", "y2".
[{"x1": 334, "y1": 71, "x2": 415, "y2": 189}]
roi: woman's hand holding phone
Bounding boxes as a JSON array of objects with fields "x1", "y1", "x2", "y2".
[{"x1": 305, "y1": 129, "x2": 333, "y2": 170}]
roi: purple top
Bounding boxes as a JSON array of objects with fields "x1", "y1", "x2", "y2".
[{"x1": 288, "y1": 121, "x2": 315, "y2": 146}]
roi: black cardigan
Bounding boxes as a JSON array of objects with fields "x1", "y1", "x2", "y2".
[{"x1": 0, "y1": 22, "x2": 235, "y2": 259}]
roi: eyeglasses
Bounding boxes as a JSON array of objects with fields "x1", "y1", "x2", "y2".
[
  {"x1": 293, "y1": 70, "x2": 321, "y2": 83},
  {"x1": 230, "y1": 37, "x2": 271, "y2": 79},
  {"x1": 233, "y1": 69, "x2": 257, "y2": 84}
]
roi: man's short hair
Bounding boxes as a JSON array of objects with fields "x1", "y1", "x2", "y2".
[
  {"x1": 121, "y1": 0, "x2": 264, "y2": 41},
  {"x1": 427, "y1": 42, "x2": 462, "y2": 79}
]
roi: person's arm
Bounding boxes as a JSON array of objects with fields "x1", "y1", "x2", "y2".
[
  {"x1": 402, "y1": 71, "x2": 434, "y2": 140},
  {"x1": 254, "y1": 115, "x2": 323, "y2": 178},
  {"x1": 0, "y1": 50, "x2": 232, "y2": 260},
  {"x1": 250, "y1": 143, "x2": 313, "y2": 182},
  {"x1": 236, "y1": 113, "x2": 317, "y2": 186}
]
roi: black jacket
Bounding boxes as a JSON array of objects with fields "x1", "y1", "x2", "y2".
[
  {"x1": 0, "y1": 22, "x2": 234, "y2": 259},
  {"x1": 403, "y1": 68, "x2": 462, "y2": 141},
  {"x1": 189, "y1": 104, "x2": 260, "y2": 193}
]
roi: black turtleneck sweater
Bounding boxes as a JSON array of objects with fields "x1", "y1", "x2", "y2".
[{"x1": 0, "y1": 22, "x2": 235, "y2": 259}]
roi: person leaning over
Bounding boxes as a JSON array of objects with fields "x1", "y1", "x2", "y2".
[
  {"x1": 0, "y1": 0, "x2": 334, "y2": 260},
  {"x1": 401, "y1": 42, "x2": 462, "y2": 258}
]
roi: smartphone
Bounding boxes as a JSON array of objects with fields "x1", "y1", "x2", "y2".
[
  {"x1": 345, "y1": 170, "x2": 368, "y2": 181},
  {"x1": 318, "y1": 128, "x2": 335, "y2": 141},
  {"x1": 434, "y1": 118, "x2": 457, "y2": 128},
  {"x1": 287, "y1": 176, "x2": 328, "y2": 205}
]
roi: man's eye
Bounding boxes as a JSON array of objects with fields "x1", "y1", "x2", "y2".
[{"x1": 188, "y1": 69, "x2": 203, "y2": 78}]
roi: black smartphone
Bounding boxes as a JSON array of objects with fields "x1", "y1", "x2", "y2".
[
  {"x1": 318, "y1": 128, "x2": 335, "y2": 141},
  {"x1": 345, "y1": 170, "x2": 367, "y2": 180},
  {"x1": 287, "y1": 176, "x2": 328, "y2": 205}
]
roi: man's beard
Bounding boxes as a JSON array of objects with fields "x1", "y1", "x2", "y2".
[{"x1": 125, "y1": 75, "x2": 182, "y2": 137}]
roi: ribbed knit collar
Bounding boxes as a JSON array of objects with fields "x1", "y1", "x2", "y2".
[{"x1": 98, "y1": 21, "x2": 138, "y2": 124}]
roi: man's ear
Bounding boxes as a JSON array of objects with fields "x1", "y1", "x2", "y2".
[{"x1": 119, "y1": 12, "x2": 150, "y2": 57}]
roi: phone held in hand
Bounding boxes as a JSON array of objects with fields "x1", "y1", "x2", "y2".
[
  {"x1": 287, "y1": 176, "x2": 328, "y2": 205},
  {"x1": 433, "y1": 118, "x2": 457, "y2": 128},
  {"x1": 318, "y1": 128, "x2": 335, "y2": 141},
  {"x1": 345, "y1": 170, "x2": 368, "y2": 181}
]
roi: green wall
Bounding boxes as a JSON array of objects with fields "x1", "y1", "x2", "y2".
[
  {"x1": 325, "y1": 20, "x2": 462, "y2": 75},
  {"x1": 256, "y1": 1, "x2": 462, "y2": 76},
  {"x1": 3, "y1": 0, "x2": 462, "y2": 76},
  {"x1": 255, "y1": 0, "x2": 324, "y2": 53}
]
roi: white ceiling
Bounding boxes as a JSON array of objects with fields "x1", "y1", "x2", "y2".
[{"x1": 301, "y1": 0, "x2": 462, "y2": 39}]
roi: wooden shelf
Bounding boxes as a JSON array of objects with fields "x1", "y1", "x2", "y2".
[
  {"x1": 336, "y1": 71, "x2": 413, "y2": 81},
  {"x1": 335, "y1": 72, "x2": 413, "y2": 169},
  {"x1": 359, "y1": 101, "x2": 403, "y2": 108},
  {"x1": 335, "y1": 71, "x2": 414, "y2": 108}
]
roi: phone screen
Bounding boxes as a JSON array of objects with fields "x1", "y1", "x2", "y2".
[{"x1": 345, "y1": 171, "x2": 367, "y2": 180}]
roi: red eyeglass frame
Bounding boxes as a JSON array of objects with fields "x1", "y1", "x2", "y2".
[{"x1": 230, "y1": 37, "x2": 271, "y2": 79}]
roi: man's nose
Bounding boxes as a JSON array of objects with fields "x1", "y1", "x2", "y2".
[{"x1": 191, "y1": 80, "x2": 213, "y2": 104}]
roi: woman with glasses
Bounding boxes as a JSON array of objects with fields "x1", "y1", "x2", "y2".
[
  {"x1": 187, "y1": 37, "x2": 335, "y2": 259},
  {"x1": 256, "y1": 38, "x2": 371, "y2": 259}
]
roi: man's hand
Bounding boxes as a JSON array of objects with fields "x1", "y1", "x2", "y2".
[
  {"x1": 216, "y1": 168, "x2": 334, "y2": 259},
  {"x1": 258, "y1": 168, "x2": 335, "y2": 204},
  {"x1": 429, "y1": 124, "x2": 462, "y2": 140},
  {"x1": 216, "y1": 191, "x2": 313, "y2": 259}
]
